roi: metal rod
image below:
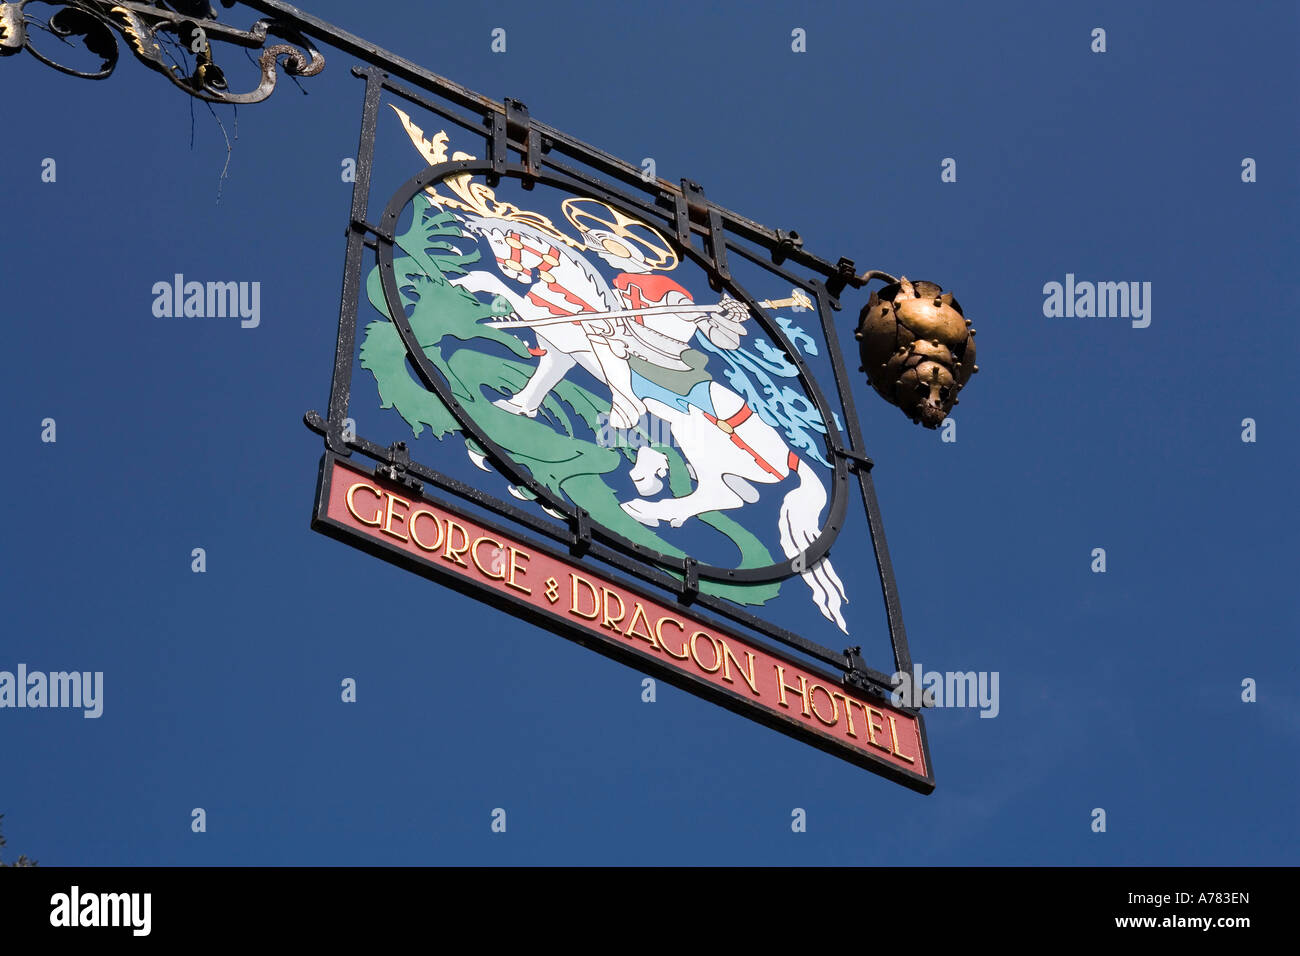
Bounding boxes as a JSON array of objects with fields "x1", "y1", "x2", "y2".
[{"x1": 233, "y1": 0, "x2": 865, "y2": 286}]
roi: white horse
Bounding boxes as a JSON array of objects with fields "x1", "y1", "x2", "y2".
[{"x1": 446, "y1": 214, "x2": 849, "y2": 632}]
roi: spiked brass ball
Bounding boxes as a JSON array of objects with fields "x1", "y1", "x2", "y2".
[{"x1": 855, "y1": 277, "x2": 977, "y2": 428}]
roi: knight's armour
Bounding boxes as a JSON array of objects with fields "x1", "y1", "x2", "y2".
[{"x1": 611, "y1": 273, "x2": 706, "y2": 371}]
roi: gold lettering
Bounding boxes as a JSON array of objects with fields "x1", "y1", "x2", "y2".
[
  {"x1": 887, "y1": 715, "x2": 917, "y2": 764},
  {"x1": 382, "y1": 492, "x2": 411, "y2": 542},
  {"x1": 862, "y1": 705, "x2": 887, "y2": 749},
  {"x1": 472, "y1": 535, "x2": 507, "y2": 580},
  {"x1": 808, "y1": 683, "x2": 839, "y2": 726},
  {"x1": 600, "y1": 588, "x2": 626, "y2": 631},
  {"x1": 624, "y1": 602, "x2": 659, "y2": 649},
  {"x1": 506, "y1": 547, "x2": 531, "y2": 595},
  {"x1": 570, "y1": 574, "x2": 600, "y2": 620},
  {"x1": 831, "y1": 692, "x2": 858, "y2": 737},
  {"x1": 720, "y1": 642, "x2": 759, "y2": 695},
  {"x1": 408, "y1": 509, "x2": 444, "y2": 552},
  {"x1": 844, "y1": 699, "x2": 877, "y2": 745},
  {"x1": 690, "y1": 631, "x2": 722, "y2": 674},
  {"x1": 655, "y1": 616, "x2": 689, "y2": 659},
  {"x1": 774, "y1": 665, "x2": 811, "y2": 716},
  {"x1": 345, "y1": 481, "x2": 383, "y2": 527},
  {"x1": 443, "y1": 520, "x2": 470, "y2": 566}
]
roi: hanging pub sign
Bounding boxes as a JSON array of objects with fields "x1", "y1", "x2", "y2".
[
  {"x1": 301, "y1": 66, "x2": 964, "y2": 794},
  {"x1": 1, "y1": 0, "x2": 978, "y2": 793}
]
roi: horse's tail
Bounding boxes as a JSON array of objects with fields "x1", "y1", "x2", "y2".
[{"x1": 778, "y1": 461, "x2": 849, "y2": 634}]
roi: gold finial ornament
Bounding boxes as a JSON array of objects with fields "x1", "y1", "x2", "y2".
[{"x1": 855, "y1": 277, "x2": 977, "y2": 428}]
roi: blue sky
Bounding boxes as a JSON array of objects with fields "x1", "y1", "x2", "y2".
[{"x1": 1, "y1": 0, "x2": 1295, "y2": 865}]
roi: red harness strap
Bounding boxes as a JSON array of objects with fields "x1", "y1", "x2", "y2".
[
  {"x1": 713, "y1": 405, "x2": 753, "y2": 430},
  {"x1": 492, "y1": 232, "x2": 600, "y2": 319},
  {"x1": 703, "y1": 404, "x2": 787, "y2": 479}
]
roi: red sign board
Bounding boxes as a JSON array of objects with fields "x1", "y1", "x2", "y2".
[{"x1": 312, "y1": 455, "x2": 933, "y2": 792}]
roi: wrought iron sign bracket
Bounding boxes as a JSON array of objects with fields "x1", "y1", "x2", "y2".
[
  {"x1": 0, "y1": 0, "x2": 324, "y2": 103},
  {"x1": 840, "y1": 645, "x2": 910, "y2": 705},
  {"x1": 836, "y1": 447, "x2": 876, "y2": 474},
  {"x1": 824, "y1": 257, "x2": 860, "y2": 309},
  {"x1": 680, "y1": 557, "x2": 700, "y2": 604},
  {"x1": 306, "y1": 409, "x2": 347, "y2": 458},
  {"x1": 568, "y1": 507, "x2": 592, "y2": 558},
  {"x1": 507, "y1": 97, "x2": 543, "y2": 183},
  {"x1": 488, "y1": 97, "x2": 542, "y2": 188},
  {"x1": 673, "y1": 179, "x2": 731, "y2": 292},
  {"x1": 771, "y1": 229, "x2": 804, "y2": 266},
  {"x1": 374, "y1": 441, "x2": 423, "y2": 494},
  {"x1": 1, "y1": 1, "x2": 905, "y2": 306},
  {"x1": 842, "y1": 645, "x2": 872, "y2": 690}
]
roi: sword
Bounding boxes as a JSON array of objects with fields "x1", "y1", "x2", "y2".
[{"x1": 482, "y1": 288, "x2": 813, "y2": 330}]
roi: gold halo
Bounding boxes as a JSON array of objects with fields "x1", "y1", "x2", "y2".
[{"x1": 562, "y1": 197, "x2": 678, "y2": 271}]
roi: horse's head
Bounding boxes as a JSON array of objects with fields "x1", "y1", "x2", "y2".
[{"x1": 464, "y1": 216, "x2": 561, "y2": 285}]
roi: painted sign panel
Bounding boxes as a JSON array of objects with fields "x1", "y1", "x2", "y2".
[{"x1": 304, "y1": 68, "x2": 933, "y2": 791}]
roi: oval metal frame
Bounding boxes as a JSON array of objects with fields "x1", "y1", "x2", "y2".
[{"x1": 375, "y1": 160, "x2": 849, "y2": 585}]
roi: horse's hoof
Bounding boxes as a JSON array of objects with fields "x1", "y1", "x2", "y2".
[
  {"x1": 630, "y1": 448, "x2": 669, "y2": 496},
  {"x1": 620, "y1": 500, "x2": 660, "y2": 528},
  {"x1": 493, "y1": 397, "x2": 537, "y2": 418},
  {"x1": 631, "y1": 474, "x2": 663, "y2": 497}
]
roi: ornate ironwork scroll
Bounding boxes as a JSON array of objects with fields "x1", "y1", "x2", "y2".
[{"x1": 0, "y1": 1, "x2": 322, "y2": 102}]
